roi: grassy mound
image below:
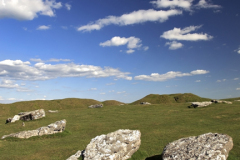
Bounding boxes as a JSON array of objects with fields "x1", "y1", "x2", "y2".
[
  {"x1": 131, "y1": 93, "x2": 211, "y2": 105},
  {"x1": 0, "y1": 98, "x2": 100, "y2": 116},
  {"x1": 102, "y1": 100, "x2": 125, "y2": 106}
]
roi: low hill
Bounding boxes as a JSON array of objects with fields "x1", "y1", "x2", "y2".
[
  {"x1": 0, "y1": 98, "x2": 100, "y2": 116},
  {"x1": 102, "y1": 100, "x2": 125, "y2": 106},
  {"x1": 131, "y1": 93, "x2": 211, "y2": 105}
]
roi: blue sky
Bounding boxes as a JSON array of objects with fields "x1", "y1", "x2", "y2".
[{"x1": 0, "y1": 0, "x2": 240, "y2": 103}]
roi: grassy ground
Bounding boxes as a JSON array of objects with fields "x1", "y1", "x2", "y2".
[{"x1": 0, "y1": 98, "x2": 239, "y2": 160}]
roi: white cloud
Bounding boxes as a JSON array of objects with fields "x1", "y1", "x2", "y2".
[
  {"x1": 236, "y1": 88, "x2": 240, "y2": 91},
  {"x1": 0, "y1": 0, "x2": 62, "y2": 20},
  {"x1": 161, "y1": 25, "x2": 213, "y2": 41},
  {"x1": 0, "y1": 79, "x2": 19, "y2": 88},
  {"x1": 106, "y1": 83, "x2": 115, "y2": 86},
  {"x1": 238, "y1": 49, "x2": 240, "y2": 54},
  {"x1": 117, "y1": 91, "x2": 126, "y2": 94},
  {"x1": 30, "y1": 58, "x2": 71, "y2": 62},
  {"x1": 216, "y1": 79, "x2": 226, "y2": 83},
  {"x1": 8, "y1": 98, "x2": 16, "y2": 101},
  {"x1": 48, "y1": 58, "x2": 71, "y2": 62},
  {"x1": 0, "y1": 59, "x2": 132, "y2": 81},
  {"x1": 143, "y1": 46, "x2": 149, "y2": 51},
  {"x1": 150, "y1": 0, "x2": 193, "y2": 9},
  {"x1": 0, "y1": 96, "x2": 3, "y2": 100},
  {"x1": 100, "y1": 92, "x2": 106, "y2": 95},
  {"x1": 37, "y1": 25, "x2": 51, "y2": 30},
  {"x1": 195, "y1": 0, "x2": 221, "y2": 9},
  {"x1": 65, "y1": 3, "x2": 71, "y2": 10},
  {"x1": 100, "y1": 36, "x2": 143, "y2": 54},
  {"x1": 234, "y1": 78, "x2": 239, "y2": 80},
  {"x1": 195, "y1": 80, "x2": 201, "y2": 82},
  {"x1": 134, "y1": 69, "x2": 209, "y2": 81},
  {"x1": 126, "y1": 49, "x2": 135, "y2": 54},
  {"x1": 165, "y1": 41, "x2": 183, "y2": 50},
  {"x1": 78, "y1": 9, "x2": 182, "y2": 32},
  {"x1": 89, "y1": 88, "x2": 97, "y2": 91}
]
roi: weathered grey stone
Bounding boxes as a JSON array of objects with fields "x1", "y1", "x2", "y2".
[
  {"x1": 88, "y1": 104, "x2": 103, "y2": 108},
  {"x1": 66, "y1": 150, "x2": 84, "y2": 160},
  {"x1": 48, "y1": 110, "x2": 59, "y2": 113},
  {"x1": 84, "y1": 129, "x2": 141, "y2": 160},
  {"x1": 1, "y1": 119, "x2": 66, "y2": 139},
  {"x1": 19, "y1": 109, "x2": 45, "y2": 121},
  {"x1": 223, "y1": 101, "x2": 232, "y2": 104},
  {"x1": 162, "y1": 133, "x2": 233, "y2": 160},
  {"x1": 140, "y1": 102, "x2": 151, "y2": 105},
  {"x1": 5, "y1": 109, "x2": 46, "y2": 124},
  {"x1": 191, "y1": 102, "x2": 212, "y2": 108}
]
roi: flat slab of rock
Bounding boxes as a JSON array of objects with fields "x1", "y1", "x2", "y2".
[
  {"x1": 1, "y1": 119, "x2": 66, "y2": 139},
  {"x1": 48, "y1": 110, "x2": 59, "y2": 113},
  {"x1": 191, "y1": 102, "x2": 212, "y2": 108},
  {"x1": 162, "y1": 132, "x2": 233, "y2": 160},
  {"x1": 84, "y1": 129, "x2": 141, "y2": 160},
  {"x1": 140, "y1": 102, "x2": 151, "y2": 105},
  {"x1": 88, "y1": 104, "x2": 103, "y2": 108},
  {"x1": 6, "y1": 109, "x2": 45, "y2": 123}
]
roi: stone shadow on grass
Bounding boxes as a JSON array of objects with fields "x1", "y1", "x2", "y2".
[{"x1": 145, "y1": 154, "x2": 162, "y2": 160}]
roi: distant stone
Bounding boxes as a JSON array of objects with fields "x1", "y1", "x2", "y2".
[
  {"x1": 162, "y1": 133, "x2": 233, "y2": 160},
  {"x1": 88, "y1": 104, "x2": 103, "y2": 108},
  {"x1": 19, "y1": 109, "x2": 45, "y2": 121},
  {"x1": 1, "y1": 119, "x2": 66, "y2": 139},
  {"x1": 191, "y1": 101, "x2": 212, "y2": 108},
  {"x1": 211, "y1": 100, "x2": 232, "y2": 104},
  {"x1": 48, "y1": 110, "x2": 59, "y2": 113},
  {"x1": 223, "y1": 101, "x2": 232, "y2": 104},
  {"x1": 234, "y1": 100, "x2": 240, "y2": 101},
  {"x1": 66, "y1": 150, "x2": 84, "y2": 160},
  {"x1": 140, "y1": 102, "x2": 151, "y2": 105},
  {"x1": 6, "y1": 109, "x2": 45, "y2": 124},
  {"x1": 84, "y1": 129, "x2": 141, "y2": 160}
]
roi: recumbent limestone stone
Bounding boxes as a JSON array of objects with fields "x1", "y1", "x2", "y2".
[
  {"x1": 162, "y1": 132, "x2": 233, "y2": 160},
  {"x1": 83, "y1": 129, "x2": 141, "y2": 160},
  {"x1": 1, "y1": 119, "x2": 66, "y2": 139}
]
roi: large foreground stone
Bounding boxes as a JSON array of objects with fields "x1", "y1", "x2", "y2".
[
  {"x1": 6, "y1": 109, "x2": 45, "y2": 123},
  {"x1": 66, "y1": 150, "x2": 84, "y2": 160},
  {"x1": 1, "y1": 119, "x2": 66, "y2": 139},
  {"x1": 162, "y1": 133, "x2": 233, "y2": 160},
  {"x1": 84, "y1": 129, "x2": 141, "y2": 160}
]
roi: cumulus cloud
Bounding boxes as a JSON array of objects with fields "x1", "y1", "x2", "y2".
[
  {"x1": 0, "y1": 79, "x2": 19, "y2": 88},
  {"x1": 195, "y1": 0, "x2": 221, "y2": 9},
  {"x1": 165, "y1": 41, "x2": 183, "y2": 50},
  {"x1": 236, "y1": 88, "x2": 240, "y2": 91},
  {"x1": 30, "y1": 58, "x2": 71, "y2": 62},
  {"x1": 100, "y1": 92, "x2": 106, "y2": 95},
  {"x1": 0, "y1": 59, "x2": 132, "y2": 81},
  {"x1": 134, "y1": 69, "x2": 209, "y2": 81},
  {"x1": 89, "y1": 88, "x2": 97, "y2": 91},
  {"x1": 65, "y1": 3, "x2": 71, "y2": 10},
  {"x1": 234, "y1": 78, "x2": 239, "y2": 80},
  {"x1": 0, "y1": 0, "x2": 62, "y2": 20},
  {"x1": 0, "y1": 96, "x2": 3, "y2": 100},
  {"x1": 100, "y1": 36, "x2": 144, "y2": 54},
  {"x1": 78, "y1": 9, "x2": 182, "y2": 32},
  {"x1": 195, "y1": 80, "x2": 201, "y2": 82},
  {"x1": 161, "y1": 25, "x2": 213, "y2": 41},
  {"x1": 150, "y1": 0, "x2": 193, "y2": 9},
  {"x1": 37, "y1": 25, "x2": 51, "y2": 30}
]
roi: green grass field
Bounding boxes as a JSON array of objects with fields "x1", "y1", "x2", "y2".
[{"x1": 0, "y1": 94, "x2": 240, "y2": 160}]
